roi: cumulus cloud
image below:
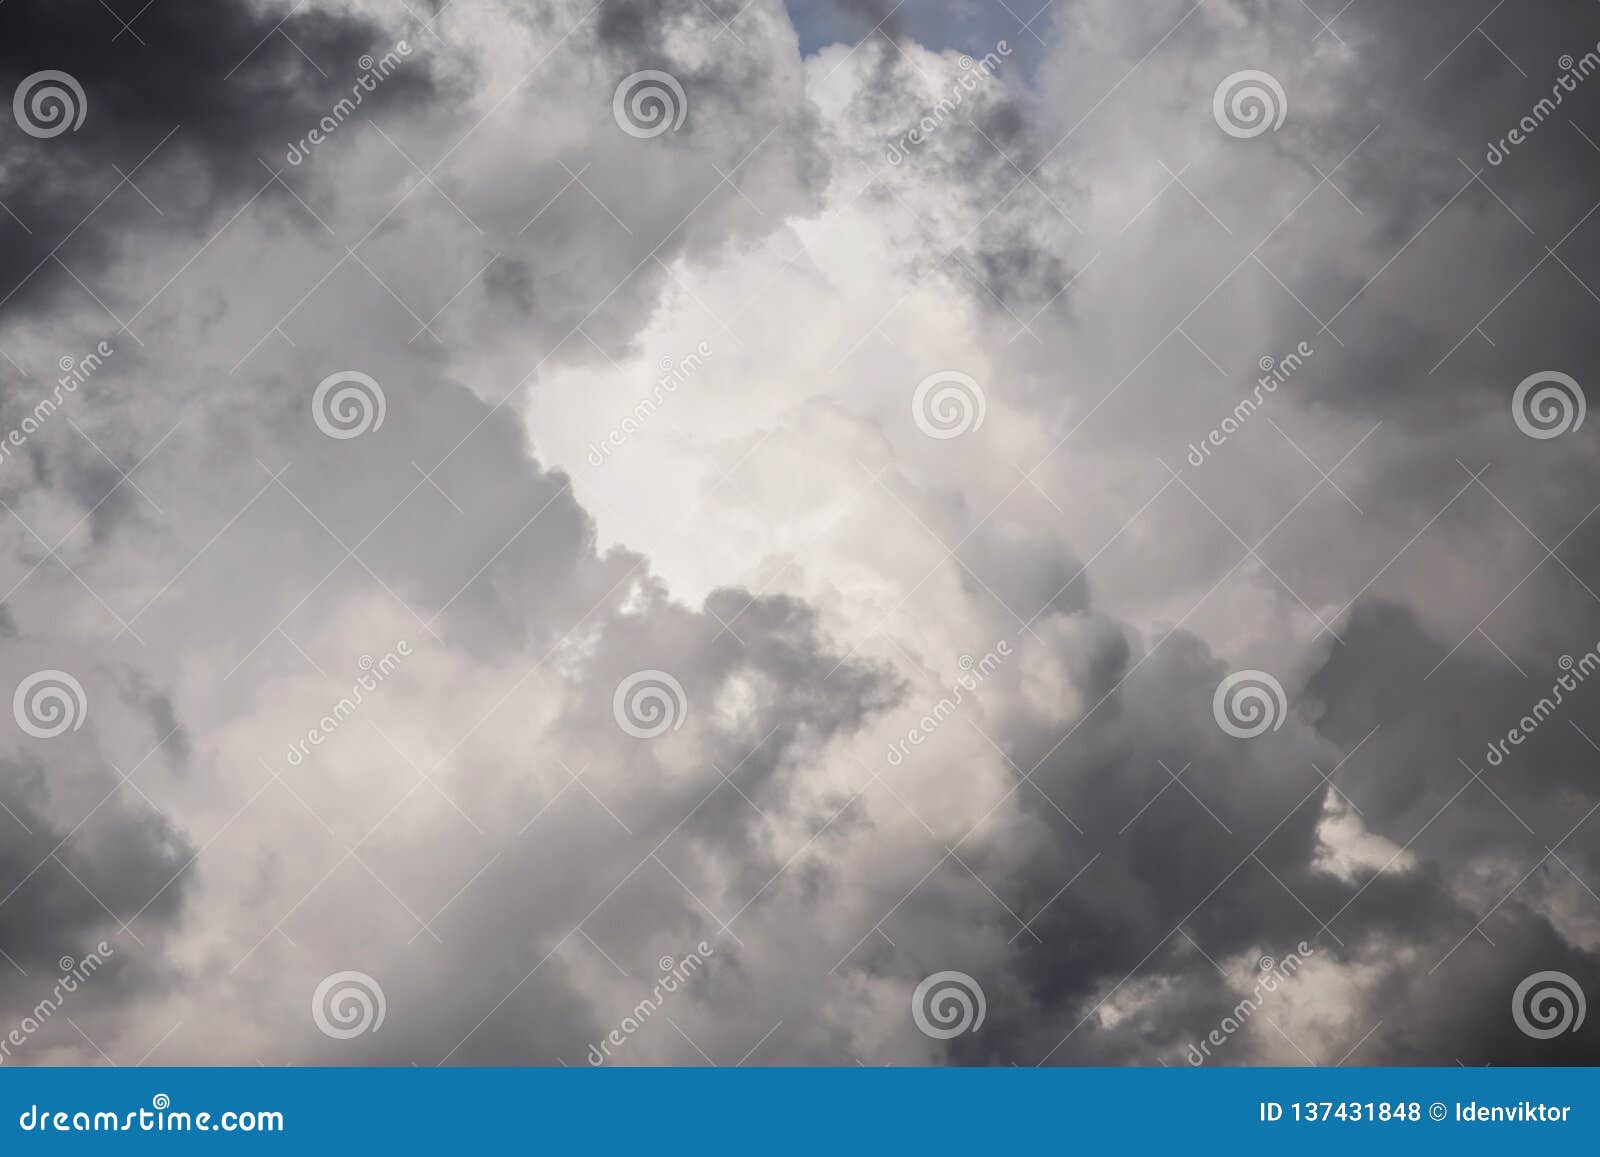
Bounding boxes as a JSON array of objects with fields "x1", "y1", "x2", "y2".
[{"x1": 0, "y1": 0, "x2": 1597, "y2": 1067}]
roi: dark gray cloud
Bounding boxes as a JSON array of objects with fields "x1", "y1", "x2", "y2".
[
  {"x1": 0, "y1": 0, "x2": 436, "y2": 316},
  {"x1": 1, "y1": 0, "x2": 1599, "y2": 1070},
  {"x1": 0, "y1": 735, "x2": 191, "y2": 1066}
]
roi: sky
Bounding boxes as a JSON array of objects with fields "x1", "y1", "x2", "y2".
[{"x1": 0, "y1": 0, "x2": 1598, "y2": 1067}]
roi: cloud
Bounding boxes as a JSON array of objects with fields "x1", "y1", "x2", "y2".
[
  {"x1": 1, "y1": 0, "x2": 1598, "y2": 1069},
  {"x1": 0, "y1": 0, "x2": 438, "y2": 318}
]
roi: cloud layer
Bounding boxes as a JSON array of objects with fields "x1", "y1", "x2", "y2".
[{"x1": 1, "y1": 0, "x2": 1598, "y2": 1067}]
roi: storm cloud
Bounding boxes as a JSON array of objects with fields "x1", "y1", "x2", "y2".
[{"x1": 0, "y1": 0, "x2": 1596, "y2": 1068}]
